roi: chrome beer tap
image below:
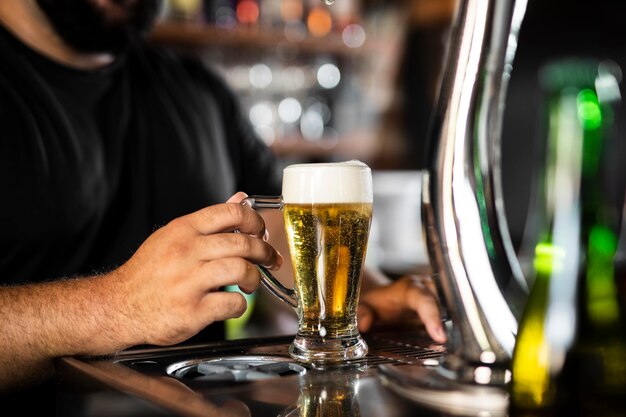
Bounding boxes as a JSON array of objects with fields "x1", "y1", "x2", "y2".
[
  {"x1": 423, "y1": 0, "x2": 529, "y2": 381},
  {"x1": 380, "y1": 0, "x2": 530, "y2": 413}
]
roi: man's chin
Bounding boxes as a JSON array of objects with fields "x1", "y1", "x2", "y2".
[
  {"x1": 97, "y1": 0, "x2": 138, "y2": 24},
  {"x1": 36, "y1": 0, "x2": 161, "y2": 54}
]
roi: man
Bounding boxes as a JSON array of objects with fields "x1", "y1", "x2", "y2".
[{"x1": 0, "y1": 0, "x2": 445, "y2": 410}]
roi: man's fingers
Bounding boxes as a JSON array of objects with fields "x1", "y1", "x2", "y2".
[
  {"x1": 183, "y1": 202, "x2": 266, "y2": 239},
  {"x1": 357, "y1": 303, "x2": 375, "y2": 333},
  {"x1": 226, "y1": 191, "x2": 248, "y2": 204},
  {"x1": 200, "y1": 292, "x2": 249, "y2": 322},
  {"x1": 405, "y1": 280, "x2": 447, "y2": 343},
  {"x1": 199, "y1": 258, "x2": 261, "y2": 294},
  {"x1": 197, "y1": 233, "x2": 283, "y2": 270}
]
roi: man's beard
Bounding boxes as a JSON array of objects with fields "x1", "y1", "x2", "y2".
[{"x1": 36, "y1": 0, "x2": 162, "y2": 54}]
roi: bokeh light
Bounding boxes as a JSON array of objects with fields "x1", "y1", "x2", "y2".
[
  {"x1": 317, "y1": 63, "x2": 341, "y2": 89},
  {"x1": 342, "y1": 24, "x2": 366, "y2": 48},
  {"x1": 236, "y1": 0, "x2": 259, "y2": 24},
  {"x1": 249, "y1": 64, "x2": 273, "y2": 89},
  {"x1": 307, "y1": 7, "x2": 332, "y2": 38},
  {"x1": 278, "y1": 97, "x2": 302, "y2": 123}
]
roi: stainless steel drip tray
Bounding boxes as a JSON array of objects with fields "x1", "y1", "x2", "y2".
[
  {"x1": 56, "y1": 331, "x2": 446, "y2": 417},
  {"x1": 88, "y1": 331, "x2": 444, "y2": 378},
  {"x1": 109, "y1": 334, "x2": 299, "y2": 380},
  {"x1": 167, "y1": 356, "x2": 308, "y2": 382}
]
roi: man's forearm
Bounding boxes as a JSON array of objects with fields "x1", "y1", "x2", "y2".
[{"x1": 0, "y1": 274, "x2": 132, "y2": 393}]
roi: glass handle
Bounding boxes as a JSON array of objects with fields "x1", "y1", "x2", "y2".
[
  {"x1": 242, "y1": 196, "x2": 298, "y2": 309},
  {"x1": 242, "y1": 195, "x2": 284, "y2": 210}
]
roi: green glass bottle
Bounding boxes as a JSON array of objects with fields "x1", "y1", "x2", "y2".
[
  {"x1": 555, "y1": 74, "x2": 626, "y2": 414},
  {"x1": 509, "y1": 58, "x2": 625, "y2": 415}
]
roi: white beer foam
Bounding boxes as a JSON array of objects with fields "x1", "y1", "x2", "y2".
[{"x1": 282, "y1": 160, "x2": 373, "y2": 204}]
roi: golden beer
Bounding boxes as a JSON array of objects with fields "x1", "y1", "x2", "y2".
[{"x1": 284, "y1": 202, "x2": 372, "y2": 338}]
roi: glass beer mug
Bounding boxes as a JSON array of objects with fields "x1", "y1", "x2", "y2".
[{"x1": 243, "y1": 160, "x2": 373, "y2": 364}]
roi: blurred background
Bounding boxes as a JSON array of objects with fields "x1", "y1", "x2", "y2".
[
  {"x1": 153, "y1": 0, "x2": 455, "y2": 169},
  {"x1": 149, "y1": 0, "x2": 626, "y2": 338},
  {"x1": 152, "y1": 0, "x2": 454, "y2": 278}
]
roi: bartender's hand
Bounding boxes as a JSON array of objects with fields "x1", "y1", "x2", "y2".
[
  {"x1": 357, "y1": 274, "x2": 447, "y2": 343},
  {"x1": 116, "y1": 191, "x2": 283, "y2": 347}
]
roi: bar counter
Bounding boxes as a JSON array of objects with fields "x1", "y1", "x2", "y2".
[{"x1": 55, "y1": 330, "x2": 456, "y2": 417}]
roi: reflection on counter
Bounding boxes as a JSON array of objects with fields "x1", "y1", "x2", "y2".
[{"x1": 280, "y1": 368, "x2": 363, "y2": 417}]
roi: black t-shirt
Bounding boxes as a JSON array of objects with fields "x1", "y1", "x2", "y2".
[{"x1": 0, "y1": 23, "x2": 282, "y2": 339}]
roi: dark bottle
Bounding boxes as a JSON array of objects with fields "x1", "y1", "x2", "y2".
[
  {"x1": 554, "y1": 60, "x2": 626, "y2": 417},
  {"x1": 555, "y1": 100, "x2": 626, "y2": 417},
  {"x1": 509, "y1": 58, "x2": 626, "y2": 416}
]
